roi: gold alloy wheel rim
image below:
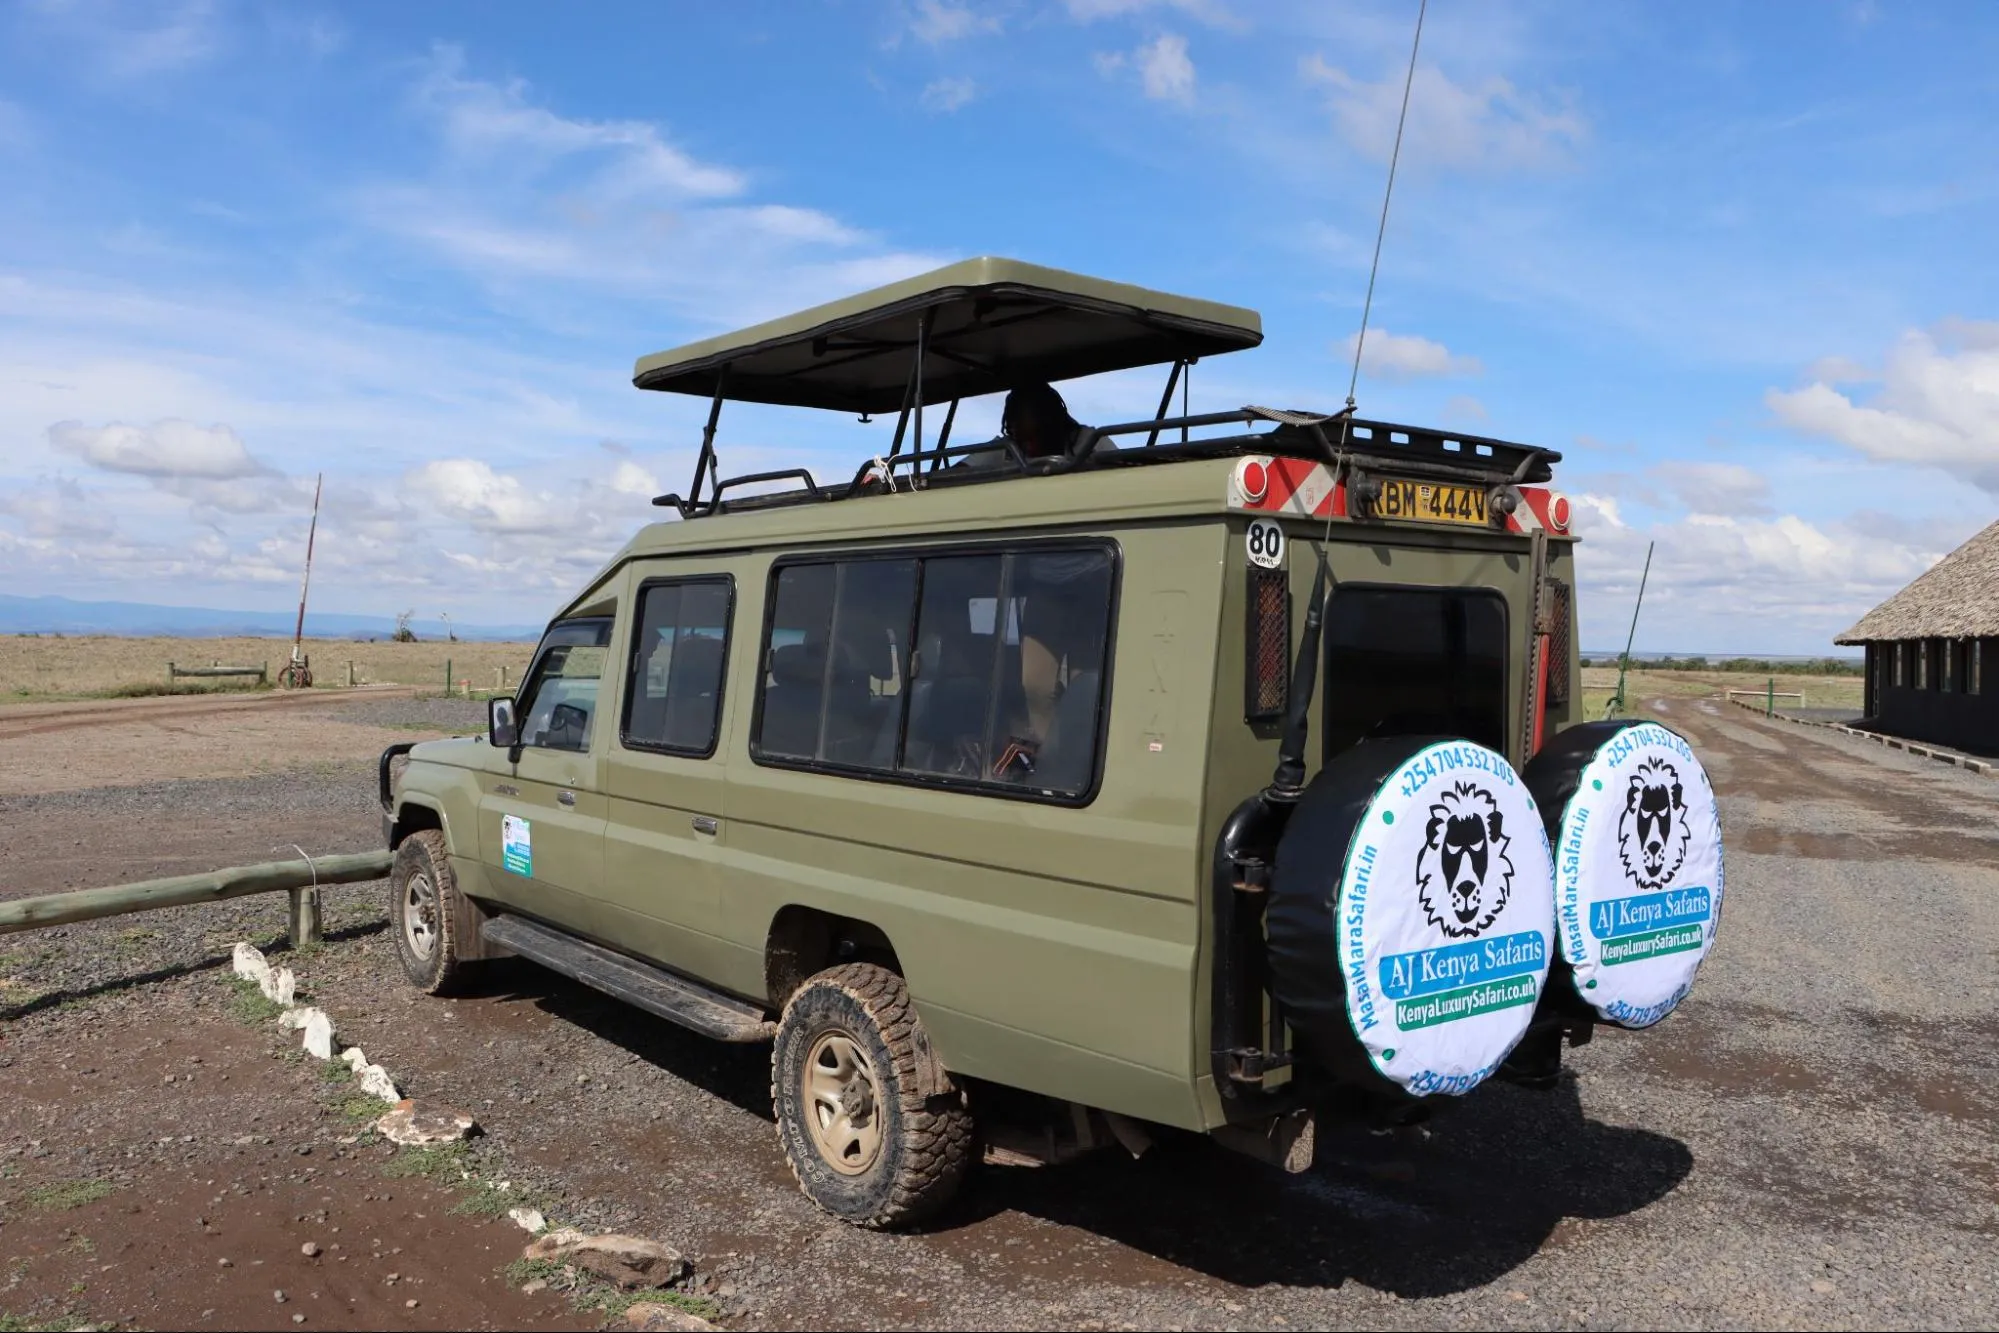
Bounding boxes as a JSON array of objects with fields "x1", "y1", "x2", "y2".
[
  {"x1": 803, "y1": 1028, "x2": 884, "y2": 1176},
  {"x1": 403, "y1": 870, "x2": 439, "y2": 960}
]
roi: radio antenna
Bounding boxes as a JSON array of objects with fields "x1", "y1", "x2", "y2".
[{"x1": 1343, "y1": 0, "x2": 1427, "y2": 416}]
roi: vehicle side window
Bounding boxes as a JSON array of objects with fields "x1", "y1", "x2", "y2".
[
  {"x1": 622, "y1": 578, "x2": 733, "y2": 756},
  {"x1": 755, "y1": 545, "x2": 1115, "y2": 801},
  {"x1": 517, "y1": 619, "x2": 613, "y2": 753},
  {"x1": 758, "y1": 558, "x2": 918, "y2": 766}
]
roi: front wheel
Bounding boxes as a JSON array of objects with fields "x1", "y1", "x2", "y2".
[
  {"x1": 390, "y1": 830, "x2": 473, "y2": 995},
  {"x1": 771, "y1": 964, "x2": 974, "y2": 1229}
]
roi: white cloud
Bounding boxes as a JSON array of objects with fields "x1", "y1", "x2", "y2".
[
  {"x1": 47, "y1": 419, "x2": 266, "y2": 479},
  {"x1": 30, "y1": 0, "x2": 221, "y2": 78},
  {"x1": 1137, "y1": 33, "x2": 1196, "y2": 104},
  {"x1": 1345, "y1": 329, "x2": 1482, "y2": 380},
  {"x1": 1766, "y1": 323, "x2": 1999, "y2": 494},
  {"x1": 1301, "y1": 56, "x2": 1585, "y2": 171},
  {"x1": 405, "y1": 459, "x2": 571, "y2": 536},
  {"x1": 1568, "y1": 500, "x2": 1962, "y2": 652},
  {"x1": 1441, "y1": 394, "x2": 1489, "y2": 424},
  {"x1": 909, "y1": 1, "x2": 1000, "y2": 43},
  {"x1": 920, "y1": 76, "x2": 979, "y2": 113},
  {"x1": 1650, "y1": 460, "x2": 1772, "y2": 517},
  {"x1": 416, "y1": 47, "x2": 745, "y2": 199},
  {"x1": 1063, "y1": 0, "x2": 1240, "y2": 27},
  {"x1": 608, "y1": 460, "x2": 660, "y2": 498}
]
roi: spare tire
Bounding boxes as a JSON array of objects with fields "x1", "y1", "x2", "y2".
[
  {"x1": 1268, "y1": 736, "x2": 1556, "y2": 1099},
  {"x1": 1523, "y1": 720, "x2": 1723, "y2": 1029}
]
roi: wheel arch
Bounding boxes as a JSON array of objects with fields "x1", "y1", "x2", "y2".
[{"x1": 764, "y1": 905, "x2": 906, "y2": 1013}]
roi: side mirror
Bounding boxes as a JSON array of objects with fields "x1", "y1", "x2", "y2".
[{"x1": 488, "y1": 696, "x2": 520, "y2": 749}]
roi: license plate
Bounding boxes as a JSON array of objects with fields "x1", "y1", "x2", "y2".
[{"x1": 1367, "y1": 476, "x2": 1492, "y2": 528}]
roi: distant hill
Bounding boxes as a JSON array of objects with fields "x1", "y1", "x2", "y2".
[{"x1": 0, "y1": 594, "x2": 541, "y2": 641}]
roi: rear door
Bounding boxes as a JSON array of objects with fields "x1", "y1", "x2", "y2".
[
  {"x1": 601, "y1": 571, "x2": 738, "y2": 980},
  {"x1": 481, "y1": 617, "x2": 614, "y2": 927}
]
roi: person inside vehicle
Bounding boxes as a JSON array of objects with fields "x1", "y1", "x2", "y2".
[{"x1": 960, "y1": 382, "x2": 1114, "y2": 469}]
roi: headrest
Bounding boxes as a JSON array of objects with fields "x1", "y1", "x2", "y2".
[
  {"x1": 769, "y1": 641, "x2": 825, "y2": 689},
  {"x1": 667, "y1": 634, "x2": 724, "y2": 688}
]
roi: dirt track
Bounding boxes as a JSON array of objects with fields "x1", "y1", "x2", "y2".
[{"x1": 2, "y1": 693, "x2": 1996, "y2": 1330}]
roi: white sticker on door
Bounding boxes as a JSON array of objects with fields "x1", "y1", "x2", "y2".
[{"x1": 501, "y1": 814, "x2": 532, "y2": 877}]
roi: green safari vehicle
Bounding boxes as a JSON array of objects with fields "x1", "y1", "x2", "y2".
[{"x1": 380, "y1": 259, "x2": 1726, "y2": 1228}]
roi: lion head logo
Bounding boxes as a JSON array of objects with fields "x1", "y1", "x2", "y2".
[
  {"x1": 1618, "y1": 757, "x2": 1691, "y2": 890},
  {"x1": 1416, "y1": 782, "x2": 1514, "y2": 938}
]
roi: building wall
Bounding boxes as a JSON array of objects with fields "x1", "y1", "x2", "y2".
[{"x1": 1864, "y1": 638, "x2": 1999, "y2": 757}]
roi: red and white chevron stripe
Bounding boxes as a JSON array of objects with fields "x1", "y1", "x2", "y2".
[{"x1": 1225, "y1": 456, "x2": 1572, "y2": 537}]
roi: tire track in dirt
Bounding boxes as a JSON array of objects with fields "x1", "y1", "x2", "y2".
[{"x1": 0, "y1": 686, "x2": 419, "y2": 741}]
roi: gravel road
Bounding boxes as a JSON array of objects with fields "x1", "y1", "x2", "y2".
[{"x1": 2, "y1": 694, "x2": 1995, "y2": 1329}]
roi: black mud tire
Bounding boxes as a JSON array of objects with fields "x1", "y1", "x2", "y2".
[
  {"x1": 771, "y1": 963, "x2": 975, "y2": 1230},
  {"x1": 390, "y1": 830, "x2": 471, "y2": 996}
]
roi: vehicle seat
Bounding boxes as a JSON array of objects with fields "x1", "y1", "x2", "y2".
[
  {"x1": 661, "y1": 634, "x2": 725, "y2": 749},
  {"x1": 1034, "y1": 669, "x2": 1102, "y2": 792},
  {"x1": 760, "y1": 641, "x2": 827, "y2": 757}
]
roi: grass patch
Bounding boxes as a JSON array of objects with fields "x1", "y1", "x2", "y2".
[
  {"x1": 21, "y1": 1179, "x2": 113, "y2": 1211},
  {"x1": 0, "y1": 1314, "x2": 90, "y2": 1333},
  {"x1": 223, "y1": 976, "x2": 285, "y2": 1026},
  {"x1": 596, "y1": 1289, "x2": 721, "y2": 1322},
  {"x1": 502, "y1": 1256, "x2": 717, "y2": 1323},
  {"x1": 340, "y1": 1095, "x2": 385, "y2": 1124},
  {"x1": 99, "y1": 680, "x2": 272, "y2": 699},
  {"x1": 318, "y1": 1059, "x2": 352, "y2": 1084},
  {"x1": 382, "y1": 1142, "x2": 470, "y2": 1183}
]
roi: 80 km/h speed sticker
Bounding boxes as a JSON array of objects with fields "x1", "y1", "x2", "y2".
[{"x1": 1246, "y1": 517, "x2": 1285, "y2": 569}]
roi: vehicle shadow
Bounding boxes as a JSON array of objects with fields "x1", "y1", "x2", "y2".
[
  {"x1": 460, "y1": 960, "x2": 775, "y2": 1122},
  {"x1": 957, "y1": 1072, "x2": 1692, "y2": 1297}
]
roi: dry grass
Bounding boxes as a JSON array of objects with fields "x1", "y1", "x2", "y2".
[
  {"x1": 0, "y1": 635, "x2": 535, "y2": 701},
  {"x1": 1580, "y1": 666, "x2": 1865, "y2": 720}
]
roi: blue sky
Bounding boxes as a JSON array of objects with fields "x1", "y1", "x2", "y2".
[{"x1": 0, "y1": 0, "x2": 1993, "y2": 652}]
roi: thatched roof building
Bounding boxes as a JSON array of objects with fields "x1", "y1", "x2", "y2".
[{"x1": 1836, "y1": 519, "x2": 1999, "y2": 644}]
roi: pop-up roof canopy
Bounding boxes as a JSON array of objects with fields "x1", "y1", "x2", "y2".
[{"x1": 632, "y1": 257, "x2": 1264, "y2": 414}]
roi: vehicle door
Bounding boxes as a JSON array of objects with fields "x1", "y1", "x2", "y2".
[
  {"x1": 601, "y1": 572, "x2": 737, "y2": 979},
  {"x1": 480, "y1": 616, "x2": 614, "y2": 928}
]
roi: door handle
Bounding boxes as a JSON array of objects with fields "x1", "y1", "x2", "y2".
[
  {"x1": 692, "y1": 816, "x2": 719, "y2": 835},
  {"x1": 557, "y1": 790, "x2": 577, "y2": 807}
]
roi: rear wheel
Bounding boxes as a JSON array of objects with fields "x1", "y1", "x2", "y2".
[
  {"x1": 390, "y1": 830, "x2": 471, "y2": 995},
  {"x1": 771, "y1": 963, "x2": 974, "y2": 1229}
]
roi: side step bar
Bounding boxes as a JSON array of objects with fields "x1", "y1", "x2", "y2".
[{"x1": 481, "y1": 914, "x2": 775, "y2": 1044}]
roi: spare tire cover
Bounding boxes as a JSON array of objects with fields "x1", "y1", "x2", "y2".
[
  {"x1": 1269, "y1": 737, "x2": 1555, "y2": 1099},
  {"x1": 1526, "y1": 720, "x2": 1723, "y2": 1029}
]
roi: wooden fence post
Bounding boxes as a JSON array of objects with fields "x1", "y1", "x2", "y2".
[{"x1": 288, "y1": 886, "x2": 323, "y2": 948}]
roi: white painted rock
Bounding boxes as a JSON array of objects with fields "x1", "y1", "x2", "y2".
[
  {"x1": 264, "y1": 966, "x2": 297, "y2": 1007},
  {"x1": 232, "y1": 943, "x2": 272, "y2": 986},
  {"x1": 524, "y1": 1232, "x2": 690, "y2": 1290},
  {"x1": 624, "y1": 1302, "x2": 716, "y2": 1331},
  {"x1": 508, "y1": 1207, "x2": 548, "y2": 1234},
  {"x1": 374, "y1": 1100, "x2": 477, "y2": 1147},
  {"x1": 301, "y1": 1011, "x2": 336, "y2": 1061},
  {"x1": 339, "y1": 1048, "x2": 400, "y2": 1103}
]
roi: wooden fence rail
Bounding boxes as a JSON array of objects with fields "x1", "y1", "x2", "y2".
[
  {"x1": 0, "y1": 851, "x2": 393, "y2": 948},
  {"x1": 168, "y1": 661, "x2": 270, "y2": 684}
]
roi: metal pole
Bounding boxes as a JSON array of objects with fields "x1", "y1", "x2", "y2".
[
  {"x1": 913, "y1": 307, "x2": 932, "y2": 461},
  {"x1": 1144, "y1": 360, "x2": 1185, "y2": 450},
  {"x1": 289, "y1": 473, "x2": 323, "y2": 681},
  {"x1": 1608, "y1": 541, "x2": 1655, "y2": 718},
  {"x1": 689, "y1": 368, "x2": 729, "y2": 512},
  {"x1": 1767, "y1": 676, "x2": 1774, "y2": 717}
]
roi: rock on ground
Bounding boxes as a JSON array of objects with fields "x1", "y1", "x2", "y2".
[{"x1": 524, "y1": 1232, "x2": 691, "y2": 1291}]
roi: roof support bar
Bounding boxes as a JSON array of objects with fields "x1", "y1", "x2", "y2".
[
  {"x1": 687, "y1": 365, "x2": 730, "y2": 515},
  {"x1": 1144, "y1": 359, "x2": 1186, "y2": 449},
  {"x1": 914, "y1": 307, "x2": 932, "y2": 459},
  {"x1": 931, "y1": 397, "x2": 959, "y2": 474}
]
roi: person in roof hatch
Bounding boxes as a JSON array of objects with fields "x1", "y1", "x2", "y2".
[{"x1": 961, "y1": 383, "x2": 1114, "y2": 470}]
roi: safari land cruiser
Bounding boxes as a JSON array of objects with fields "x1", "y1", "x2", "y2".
[{"x1": 381, "y1": 259, "x2": 1725, "y2": 1228}]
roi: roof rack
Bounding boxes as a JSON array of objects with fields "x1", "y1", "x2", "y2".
[{"x1": 634, "y1": 258, "x2": 1556, "y2": 521}]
